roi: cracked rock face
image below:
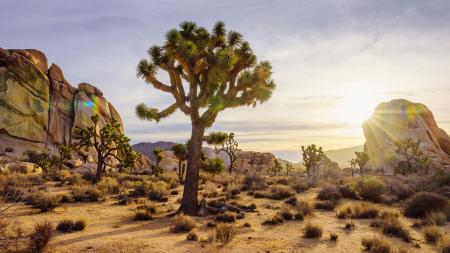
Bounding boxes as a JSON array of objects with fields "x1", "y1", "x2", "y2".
[
  {"x1": 363, "y1": 99, "x2": 450, "y2": 173},
  {"x1": 0, "y1": 48, "x2": 123, "y2": 159}
]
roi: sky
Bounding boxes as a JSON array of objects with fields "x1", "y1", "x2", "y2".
[{"x1": 1, "y1": 0, "x2": 450, "y2": 162}]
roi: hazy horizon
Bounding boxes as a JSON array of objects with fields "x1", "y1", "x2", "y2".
[{"x1": 2, "y1": 0, "x2": 450, "y2": 162}]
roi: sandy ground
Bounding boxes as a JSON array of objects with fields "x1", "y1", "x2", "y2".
[{"x1": 9, "y1": 184, "x2": 450, "y2": 253}]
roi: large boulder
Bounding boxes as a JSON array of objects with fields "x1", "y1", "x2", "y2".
[
  {"x1": 363, "y1": 99, "x2": 450, "y2": 172},
  {"x1": 0, "y1": 48, "x2": 124, "y2": 161}
]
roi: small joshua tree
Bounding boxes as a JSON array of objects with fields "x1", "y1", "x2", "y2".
[
  {"x1": 57, "y1": 144, "x2": 72, "y2": 170},
  {"x1": 268, "y1": 159, "x2": 283, "y2": 177},
  {"x1": 393, "y1": 138, "x2": 428, "y2": 175},
  {"x1": 349, "y1": 151, "x2": 369, "y2": 175},
  {"x1": 73, "y1": 115, "x2": 136, "y2": 184},
  {"x1": 152, "y1": 148, "x2": 164, "y2": 176},
  {"x1": 285, "y1": 162, "x2": 294, "y2": 176},
  {"x1": 302, "y1": 144, "x2": 325, "y2": 178},
  {"x1": 207, "y1": 132, "x2": 240, "y2": 174},
  {"x1": 171, "y1": 143, "x2": 188, "y2": 181}
]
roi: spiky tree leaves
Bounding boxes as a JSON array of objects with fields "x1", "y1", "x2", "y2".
[
  {"x1": 207, "y1": 132, "x2": 240, "y2": 174},
  {"x1": 285, "y1": 162, "x2": 294, "y2": 176},
  {"x1": 393, "y1": 138, "x2": 428, "y2": 175},
  {"x1": 349, "y1": 151, "x2": 369, "y2": 175},
  {"x1": 268, "y1": 159, "x2": 283, "y2": 177},
  {"x1": 136, "y1": 21, "x2": 275, "y2": 215},
  {"x1": 57, "y1": 144, "x2": 72, "y2": 170},
  {"x1": 301, "y1": 144, "x2": 325, "y2": 178},
  {"x1": 202, "y1": 157, "x2": 225, "y2": 175},
  {"x1": 73, "y1": 115, "x2": 136, "y2": 184},
  {"x1": 152, "y1": 148, "x2": 164, "y2": 176}
]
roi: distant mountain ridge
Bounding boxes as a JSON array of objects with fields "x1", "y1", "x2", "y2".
[
  {"x1": 132, "y1": 141, "x2": 177, "y2": 161},
  {"x1": 325, "y1": 145, "x2": 364, "y2": 168}
]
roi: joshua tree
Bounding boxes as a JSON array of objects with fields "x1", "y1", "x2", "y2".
[
  {"x1": 349, "y1": 151, "x2": 369, "y2": 175},
  {"x1": 73, "y1": 115, "x2": 136, "y2": 184},
  {"x1": 207, "y1": 132, "x2": 240, "y2": 174},
  {"x1": 268, "y1": 159, "x2": 283, "y2": 177},
  {"x1": 285, "y1": 162, "x2": 294, "y2": 176},
  {"x1": 393, "y1": 138, "x2": 428, "y2": 175},
  {"x1": 135, "y1": 21, "x2": 275, "y2": 214},
  {"x1": 57, "y1": 144, "x2": 72, "y2": 170},
  {"x1": 171, "y1": 143, "x2": 188, "y2": 181},
  {"x1": 301, "y1": 144, "x2": 325, "y2": 177},
  {"x1": 152, "y1": 148, "x2": 164, "y2": 176}
]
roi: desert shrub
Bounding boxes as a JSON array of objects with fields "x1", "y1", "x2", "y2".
[
  {"x1": 290, "y1": 180, "x2": 311, "y2": 193},
  {"x1": 338, "y1": 183, "x2": 360, "y2": 199},
  {"x1": 0, "y1": 218, "x2": 27, "y2": 251},
  {"x1": 242, "y1": 173, "x2": 266, "y2": 191},
  {"x1": 337, "y1": 203, "x2": 380, "y2": 219},
  {"x1": 66, "y1": 173, "x2": 83, "y2": 185},
  {"x1": 426, "y1": 211, "x2": 447, "y2": 226},
  {"x1": 186, "y1": 231, "x2": 198, "y2": 241},
  {"x1": 285, "y1": 196, "x2": 297, "y2": 206},
  {"x1": 330, "y1": 232, "x2": 338, "y2": 241},
  {"x1": 158, "y1": 172, "x2": 180, "y2": 189},
  {"x1": 317, "y1": 185, "x2": 342, "y2": 201},
  {"x1": 216, "y1": 212, "x2": 236, "y2": 223},
  {"x1": 71, "y1": 184, "x2": 103, "y2": 202},
  {"x1": 263, "y1": 213, "x2": 284, "y2": 225},
  {"x1": 294, "y1": 212, "x2": 304, "y2": 220},
  {"x1": 315, "y1": 200, "x2": 338, "y2": 211},
  {"x1": 438, "y1": 235, "x2": 450, "y2": 253},
  {"x1": 295, "y1": 200, "x2": 313, "y2": 216},
  {"x1": 134, "y1": 210, "x2": 153, "y2": 221},
  {"x1": 171, "y1": 215, "x2": 196, "y2": 233},
  {"x1": 268, "y1": 184, "x2": 295, "y2": 200},
  {"x1": 423, "y1": 226, "x2": 443, "y2": 244},
  {"x1": 231, "y1": 201, "x2": 256, "y2": 212},
  {"x1": 280, "y1": 207, "x2": 294, "y2": 220},
  {"x1": 404, "y1": 192, "x2": 449, "y2": 218},
  {"x1": 386, "y1": 178, "x2": 415, "y2": 200},
  {"x1": 203, "y1": 181, "x2": 218, "y2": 198},
  {"x1": 243, "y1": 222, "x2": 251, "y2": 227},
  {"x1": 148, "y1": 181, "x2": 169, "y2": 202},
  {"x1": 214, "y1": 224, "x2": 234, "y2": 244},
  {"x1": 32, "y1": 194, "x2": 61, "y2": 212},
  {"x1": 56, "y1": 219, "x2": 86, "y2": 233},
  {"x1": 275, "y1": 177, "x2": 289, "y2": 185},
  {"x1": 303, "y1": 222, "x2": 322, "y2": 238},
  {"x1": 253, "y1": 191, "x2": 267, "y2": 198},
  {"x1": 354, "y1": 176, "x2": 386, "y2": 202},
  {"x1": 370, "y1": 216, "x2": 411, "y2": 242},
  {"x1": 225, "y1": 183, "x2": 241, "y2": 199},
  {"x1": 361, "y1": 237, "x2": 392, "y2": 253},
  {"x1": 28, "y1": 221, "x2": 54, "y2": 253},
  {"x1": 97, "y1": 177, "x2": 120, "y2": 194},
  {"x1": 212, "y1": 173, "x2": 235, "y2": 187}
]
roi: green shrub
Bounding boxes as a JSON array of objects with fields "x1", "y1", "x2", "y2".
[
  {"x1": 404, "y1": 192, "x2": 448, "y2": 218},
  {"x1": 28, "y1": 221, "x2": 54, "y2": 253},
  {"x1": 171, "y1": 215, "x2": 196, "y2": 233},
  {"x1": 338, "y1": 183, "x2": 360, "y2": 199},
  {"x1": 303, "y1": 222, "x2": 322, "y2": 238},
  {"x1": 354, "y1": 176, "x2": 386, "y2": 202},
  {"x1": 317, "y1": 185, "x2": 342, "y2": 201}
]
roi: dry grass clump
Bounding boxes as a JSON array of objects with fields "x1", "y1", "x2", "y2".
[
  {"x1": 133, "y1": 210, "x2": 153, "y2": 221},
  {"x1": 423, "y1": 226, "x2": 443, "y2": 244},
  {"x1": 330, "y1": 232, "x2": 339, "y2": 241},
  {"x1": 216, "y1": 212, "x2": 236, "y2": 223},
  {"x1": 317, "y1": 185, "x2": 342, "y2": 201},
  {"x1": 202, "y1": 181, "x2": 219, "y2": 198},
  {"x1": 56, "y1": 219, "x2": 86, "y2": 233},
  {"x1": 290, "y1": 180, "x2": 311, "y2": 193},
  {"x1": 337, "y1": 203, "x2": 380, "y2": 219},
  {"x1": 242, "y1": 173, "x2": 267, "y2": 191},
  {"x1": 30, "y1": 193, "x2": 61, "y2": 212},
  {"x1": 404, "y1": 192, "x2": 448, "y2": 218},
  {"x1": 225, "y1": 183, "x2": 241, "y2": 199},
  {"x1": 280, "y1": 206, "x2": 294, "y2": 220},
  {"x1": 148, "y1": 181, "x2": 169, "y2": 202},
  {"x1": 212, "y1": 224, "x2": 235, "y2": 244},
  {"x1": 0, "y1": 218, "x2": 27, "y2": 251},
  {"x1": 303, "y1": 222, "x2": 322, "y2": 238},
  {"x1": 186, "y1": 231, "x2": 199, "y2": 241},
  {"x1": 425, "y1": 211, "x2": 447, "y2": 226},
  {"x1": 354, "y1": 176, "x2": 386, "y2": 202},
  {"x1": 158, "y1": 172, "x2": 180, "y2": 189},
  {"x1": 28, "y1": 221, "x2": 54, "y2": 253},
  {"x1": 315, "y1": 200, "x2": 338, "y2": 211},
  {"x1": 71, "y1": 184, "x2": 103, "y2": 202},
  {"x1": 97, "y1": 177, "x2": 120, "y2": 194},
  {"x1": 339, "y1": 183, "x2": 360, "y2": 199},
  {"x1": 268, "y1": 184, "x2": 295, "y2": 200},
  {"x1": 370, "y1": 216, "x2": 412, "y2": 242},
  {"x1": 295, "y1": 199, "x2": 313, "y2": 217},
  {"x1": 263, "y1": 213, "x2": 284, "y2": 225},
  {"x1": 438, "y1": 235, "x2": 450, "y2": 253},
  {"x1": 361, "y1": 237, "x2": 392, "y2": 253},
  {"x1": 171, "y1": 215, "x2": 196, "y2": 233}
]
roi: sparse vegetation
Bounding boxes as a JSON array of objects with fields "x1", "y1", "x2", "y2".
[
  {"x1": 214, "y1": 224, "x2": 235, "y2": 244},
  {"x1": 423, "y1": 226, "x2": 443, "y2": 244},
  {"x1": 56, "y1": 219, "x2": 86, "y2": 233},
  {"x1": 268, "y1": 184, "x2": 295, "y2": 200},
  {"x1": 354, "y1": 176, "x2": 386, "y2": 202},
  {"x1": 303, "y1": 222, "x2": 322, "y2": 238},
  {"x1": 317, "y1": 185, "x2": 342, "y2": 201},
  {"x1": 186, "y1": 231, "x2": 198, "y2": 241},
  {"x1": 216, "y1": 212, "x2": 236, "y2": 223},
  {"x1": 28, "y1": 221, "x2": 54, "y2": 253},
  {"x1": 263, "y1": 213, "x2": 284, "y2": 225},
  {"x1": 361, "y1": 237, "x2": 392, "y2": 253},
  {"x1": 404, "y1": 191, "x2": 449, "y2": 218},
  {"x1": 337, "y1": 203, "x2": 380, "y2": 219},
  {"x1": 370, "y1": 216, "x2": 412, "y2": 242},
  {"x1": 171, "y1": 215, "x2": 196, "y2": 233}
]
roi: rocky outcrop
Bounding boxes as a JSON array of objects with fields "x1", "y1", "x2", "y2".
[
  {"x1": 363, "y1": 99, "x2": 450, "y2": 172},
  {"x1": 0, "y1": 48, "x2": 123, "y2": 159},
  {"x1": 233, "y1": 151, "x2": 276, "y2": 173}
]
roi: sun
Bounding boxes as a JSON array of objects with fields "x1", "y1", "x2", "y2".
[{"x1": 332, "y1": 89, "x2": 383, "y2": 125}]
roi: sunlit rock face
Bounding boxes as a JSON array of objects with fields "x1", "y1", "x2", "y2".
[
  {"x1": 0, "y1": 48, "x2": 123, "y2": 159},
  {"x1": 363, "y1": 99, "x2": 450, "y2": 172}
]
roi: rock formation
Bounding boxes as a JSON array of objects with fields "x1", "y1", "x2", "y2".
[
  {"x1": 363, "y1": 99, "x2": 450, "y2": 172},
  {"x1": 0, "y1": 48, "x2": 123, "y2": 159}
]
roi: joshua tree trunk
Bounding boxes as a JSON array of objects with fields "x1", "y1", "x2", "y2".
[
  {"x1": 178, "y1": 159, "x2": 183, "y2": 182},
  {"x1": 94, "y1": 153, "x2": 103, "y2": 184},
  {"x1": 180, "y1": 123, "x2": 205, "y2": 215},
  {"x1": 228, "y1": 154, "x2": 234, "y2": 174}
]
